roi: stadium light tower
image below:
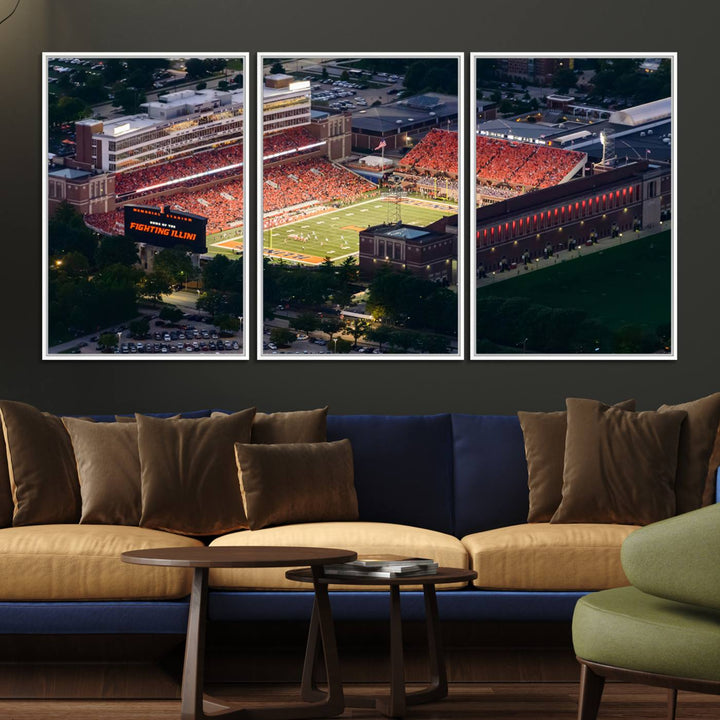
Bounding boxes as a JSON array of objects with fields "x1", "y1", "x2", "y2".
[
  {"x1": 385, "y1": 188, "x2": 405, "y2": 225},
  {"x1": 600, "y1": 130, "x2": 616, "y2": 166}
]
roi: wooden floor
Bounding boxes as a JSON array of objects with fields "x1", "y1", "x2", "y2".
[{"x1": 1, "y1": 683, "x2": 719, "y2": 719}]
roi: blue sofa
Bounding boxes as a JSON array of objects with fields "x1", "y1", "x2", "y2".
[{"x1": 0, "y1": 411, "x2": 633, "y2": 636}]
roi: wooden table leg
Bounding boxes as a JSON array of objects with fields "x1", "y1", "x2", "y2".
[
  {"x1": 300, "y1": 597, "x2": 323, "y2": 702},
  {"x1": 309, "y1": 566, "x2": 345, "y2": 715},
  {"x1": 405, "y1": 584, "x2": 447, "y2": 706},
  {"x1": 375, "y1": 585, "x2": 406, "y2": 718},
  {"x1": 181, "y1": 566, "x2": 343, "y2": 720},
  {"x1": 181, "y1": 567, "x2": 208, "y2": 720}
]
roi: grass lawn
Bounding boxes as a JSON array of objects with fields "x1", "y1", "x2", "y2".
[
  {"x1": 259, "y1": 197, "x2": 455, "y2": 265},
  {"x1": 477, "y1": 231, "x2": 672, "y2": 331}
]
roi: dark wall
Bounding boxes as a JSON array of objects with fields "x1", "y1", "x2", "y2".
[{"x1": 0, "y1": 0, "x2": 713, "y2": 415}]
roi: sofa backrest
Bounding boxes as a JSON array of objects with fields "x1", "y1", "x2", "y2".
[
  {"x1": 327, "y1": 414, "x2": 455, "y2": 535},
  {"x1": 451, "y1": 414, "x2": 529, "y2": 537}
]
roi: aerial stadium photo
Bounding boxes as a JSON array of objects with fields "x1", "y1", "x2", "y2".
[
  {"x1": 44, "y1": 53, "x2": 248, "y2": 358},
  {"x1": 471, "y1": 54, "x2": 675, "y2": 359},
  {"x1": 257, "y1": 53, "x2": 463, "y2": 359}
]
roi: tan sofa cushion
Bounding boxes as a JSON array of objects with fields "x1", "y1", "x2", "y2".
[
  {"x1": 209, "y1": 521, "x2": 469, "y2": 591},
  {"x1": 0, "y1": 525, "x2": 203, "y2": 600},
  {"x1": 462, "y1": 523, "x2": 639, "y2": 591}
]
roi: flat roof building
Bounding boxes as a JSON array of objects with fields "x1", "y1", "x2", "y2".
[
  {"x1": 359, "y1": 222, "x2": 457, "y2": 283},
  {"x1": 351, "y1": 94, "x2": 458, "y2": 151}
]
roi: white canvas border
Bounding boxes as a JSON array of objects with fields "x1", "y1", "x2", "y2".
[
  {"x1": 469, "y1": 52, "x2": 678, "y2": 361},
  {"x1": 41, "y1": 51, "x2": 250, "y2": 361},
  {"x1": 256, "y1": 51, "x2": 464, "y2": 361}
]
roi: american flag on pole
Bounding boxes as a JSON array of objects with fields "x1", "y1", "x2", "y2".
[{"x1": 374, "y1": 139, "x2": 387, "y2": 151}]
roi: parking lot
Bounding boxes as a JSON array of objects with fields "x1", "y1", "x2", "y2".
[
  {"x1": 307, "y1": 71, "x2": 405, "y2": 113},
  {"x1": 50, "y1": 312, "x2": 243, "y2": 356}
]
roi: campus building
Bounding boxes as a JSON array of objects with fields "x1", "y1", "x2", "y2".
[
  {"x1": 47, "y1": 167, "x2": 115, "y2": 216},
  {"x1": 474, "y1": 161, "x2": 671, "y2": 275},
  {"x1": 74, "y1": 88, "x2": 246, "y2": 173},
  {"x1": 351, "y1": 94, "x2": 458, "y2": 151},
  {"x1": 359, "y1": 222, "x2": 457, "y2": 283}
]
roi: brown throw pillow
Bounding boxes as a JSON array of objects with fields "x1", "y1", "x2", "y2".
[
  {"x1": 704, "y1": 426, "x2": 720, "y2": 507},
  {"x1": 138, "y1": 409, "x2": 256, "y2": 536},
  {"x1": 115, "y1": 414, "x2": 180, "y2": 422},
  {"x1": 235, "y1": 439, "x2": 358, "y2": 531},
  {"x1": 0, "y1": 400, "x2": 81, "y2": 526},
  {"x1": 552, "y1": 398, "x2": 686, "y2": 525},
  {"x1": 519, "y1": 399, "x2": 636, "y2": 522},
  {"x1": 212, "y1": 407, "x2": 328, "y2": 444},
  {"x1": 658, "y1": 393, "x2": 720, "y2": 514},
  {"x1": 62, "y1": 417, "x2": 141, "y2": 525},
  {"x1": 0, "y1": 431, "x2": 14, "y2": 529}
]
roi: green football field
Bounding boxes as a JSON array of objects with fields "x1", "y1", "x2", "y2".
[
  {"x1": 477, "y1": 231, "x2": 672, "y2": 330},
  {"x1": 260, "y1": 197, "x2": 456, "y2": 265}
]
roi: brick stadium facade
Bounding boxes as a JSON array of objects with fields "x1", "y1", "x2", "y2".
[
  {"x1": 475, "y1": 162, "x2": 670, "y2": 275},
  {"x1": 48, "y1": 168, "x2": 115, "y2": 216},
  {"x1": 359, "y1": 223, "x2": 457, "y2": 283}
]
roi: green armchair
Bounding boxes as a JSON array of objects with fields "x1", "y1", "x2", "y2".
[{"x1": 572, "y1": 503, "x2": 720, "y2": 720}]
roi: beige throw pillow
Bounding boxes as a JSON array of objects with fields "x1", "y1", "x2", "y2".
[{"x1": 62, "y1": 417, "x2": 141, "y2": 525}]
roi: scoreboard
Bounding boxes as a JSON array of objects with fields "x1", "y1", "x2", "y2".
[{"x1": 124, "y1": 205, "x2": 208, "y2": 253}]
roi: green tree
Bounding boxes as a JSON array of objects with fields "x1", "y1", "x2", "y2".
[
  {"x1": 389, "y1": 329, "x2": 420, "y2": 353},
  {"x1": 346, "y1": 317, "x2": 368, "y2": 348},
  {"x1": 196, "y1": 81, "x2": 207, "y2": 90},
  {"x1": 98, "y1": 332, "x2": 119, "y2": 353},
  {"x1": 141, "y1": 272, "x2": 172, "y2": 300},
  {"x1": 56, "y1": 251, "x2": 90, "y2": 278},
  {"x1": 419, "y1": 334, "x2": 450, "y2": 354},
  {"x1": 197, "y1": 290, "x2": 227, "y2": 317},
  {"x1": 291, "y1": 312, "x2": 319, "y2": 334},
  {"x1": 153, "y1": 248, "x2": 196, "y2": 287},
  {"x1": 48, "y1": 201, "x2": 98, "y2": 260},
  {"x1": 333, "y1": 338, "x2": 352, "y2": 353},
  {"x1": 185, "y1": 58, "x2": 209, "y2": 79},
  {"x1": 129, "y1": 317, "x2": 150, "y2": 338},
  {"x1": 321, "y1": 67, "x2": 329, "y2": 80},
  {"x1": 340, "y1": 70, "x2": 350, "y2": 81},
  {"x1": 49, "y1": 96, "x2": 91, "y2": 127},
  {"x1": 365, "y1": 325, "x2": 393, "y2": 352},
  {"x1": 270, "y1": 61, "x2": 286, "y2": 75},
  {"x1": 552, "y1": 67, "x2": 577, "y2": 93},
  {"x1": 214, "y1": 314, "x2": 241, "y2": 332},
  {"x1": 270, "y1": 327, "x2": 295, "y2": 347},
  {"x1": 96, "y1": 236, "x2": 138, "y2": 268},
  {"x1": 159, "y1": 304, "x2": 184, "y2": 323},
  {"x1": 320, "y1": 317, "x2": 344, "y2": 342},
  {"x1": 113, "y1": 86, "x2": 147, "y2": 114}
]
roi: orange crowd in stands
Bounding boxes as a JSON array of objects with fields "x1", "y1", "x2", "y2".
[
  {"x1": 263, "y1": 157, "x2": 374, "y2": 214},
  {"x1": 263, "y1": 126, "x2": 320, "y2": 157},
  {"x1": 114, "y1": 143, "x2": 244, "y2": 196},
  {"x1": 475, "y1": 136, "x2": 585, "y2": 190},
  {"x1": 399, "y1": 129, "x2": 458, "y2": 177},
  {"x1": 85, "y1": 127, "x2": 373, "y2": 238}
]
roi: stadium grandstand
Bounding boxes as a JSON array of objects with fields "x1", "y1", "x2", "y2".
[
  {"x1": 263, "y1": 157, "x2": 374, "y2": 214},
  {"x1": 398, "y1": 129, "x2": 458, "y2": 177},
  {"x1": 475, "y1": 136, "x2": 585, "y2": 192}
]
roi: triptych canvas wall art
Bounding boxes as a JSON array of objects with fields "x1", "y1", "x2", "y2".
[{"x1": 42, "y1": 52, "x2": 674, "y2": 360}]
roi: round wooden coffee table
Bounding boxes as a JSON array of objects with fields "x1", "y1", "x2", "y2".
[
  {"x1": 122, "y1": 546, "x2": 356, "y2": 720},
  {"x1": 286, "y1": 566, "x2": 477, "y2": 718}
]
